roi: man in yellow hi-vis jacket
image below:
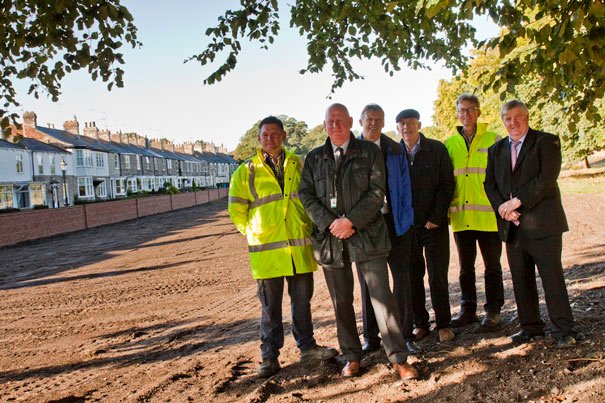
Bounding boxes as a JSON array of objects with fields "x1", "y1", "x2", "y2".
[
  {"x1": 228, "y1": 116, "x2": 337, "y2": 378},
  {"x1": 445, "y1": 94, "x2": 504, "y2": 332}
]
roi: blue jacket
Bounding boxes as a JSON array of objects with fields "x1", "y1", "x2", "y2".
[{"x1": 362, "y1": 134, "x2": 414, "y2": 236}]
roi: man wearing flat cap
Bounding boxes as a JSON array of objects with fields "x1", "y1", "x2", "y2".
[{"x1": 396, "y1": 109, "x2": 456, "y2": 343}]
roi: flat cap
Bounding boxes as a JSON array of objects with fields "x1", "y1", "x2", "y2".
[{"x1": 395, "y1": 109, "x2": 420, "y2": 122}]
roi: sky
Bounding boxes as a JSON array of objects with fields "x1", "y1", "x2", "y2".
[{"x1": 13, "y1": 1, "x2": 498, "y2": 151}]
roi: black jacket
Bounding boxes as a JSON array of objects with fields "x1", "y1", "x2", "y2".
[
  {"x1": 405, "y1": 133, "x2": 455, "y2": 227},
  {"x1": 484, "y1": 128, "x2": 568, "y2": 241},
  {"x1": 299, "y1": 134, "x2": 391, "y2": 268}
]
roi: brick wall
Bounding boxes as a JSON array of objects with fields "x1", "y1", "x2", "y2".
[
  {"x1": 137, "y1": 195, "x2": 172, "y2": 217},
  {"x1": 0, "y1": 206, "x2": 86, "y2": 246},
  {"x1": 0, "y1": 190, "x2": 228, "y2": 248}
]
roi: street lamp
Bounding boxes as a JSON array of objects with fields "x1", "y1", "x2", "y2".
[{"x1": 60, "y1": 158, "x2": 69, "y2": 206}]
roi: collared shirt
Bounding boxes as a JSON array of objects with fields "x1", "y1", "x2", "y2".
[
  {"x1": 508, "y1": 131, "x2": 528, "y2": 158},
  {"x1": 331, "y1": 140, "x2": 350, "y2": 156},
  {"x1": 458, "y1": 126, "x2": 476, "y2": 150},
  {"x1": 404, "y1": 138, "x2": 421, "y2": 163},
  {"x1": 262, "y1": 149, "x2": 285, "y2": 192}
]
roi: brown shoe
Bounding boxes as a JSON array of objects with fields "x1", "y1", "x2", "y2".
[
  {"x1": 341, "y1": 360, "x2": 361, "y2": 377},
  {"x1": 413, "y1": 327, "x2": 430, "y2": 341},
  {"x1": 438, "y1": 327, "x2": 455, "y2": 342},
  {"x1": 393, "y1": 362, "x2": 418, "y2": 380}
]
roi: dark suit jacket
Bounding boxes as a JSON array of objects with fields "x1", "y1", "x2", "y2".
[
  {"x1": 406, "y1": 133, "x2": 455, "y2": 228},
  {"x1": 484, "y1": 127, "x2": 568, "y2": 242}
]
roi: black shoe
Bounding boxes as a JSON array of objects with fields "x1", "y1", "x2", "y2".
[
  {"x1": 480, "y1": 313, "x2": 501, "y2": 331},
  {"x1": 556, "y1": 335, "x2": 577, "y2": 348},
  {"x1": 510, "y1": 330, "x2": 545, "y2": 345},
  {"x1": 258, "y1": 359, "x2": 280, "y2": 378},
  {"x1": 300, "y1": 345, "x2": 339, "y2": 362},
  {"x1": 362, "y1": 341, "x2": 381, "y2": 353},
  {"x1": 405, "y1": 340, "x2": 423, "y2": 354},
  {"x1": 450, "y1": 310, "x2": 479, "y2": 327}
]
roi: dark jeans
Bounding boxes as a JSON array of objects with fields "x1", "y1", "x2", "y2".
[
  {"x1": 257, "y1": 272, "x2": 316, "y2": 360},
  {"x1": 409, "y1": 225, "x2": 452, "y2": 329},
  {"x1": 323, "y1": 256, "x2": 407, "y2": 364},
  {"x1": 453, "y1": 230, "x2": 504, "y2": 315},
  {"x1": 358, "y1": 225, "x2": 414, "y2": 344},
  {"x1": 506, "y1": 233, "x2": 576, "y2": 338}
]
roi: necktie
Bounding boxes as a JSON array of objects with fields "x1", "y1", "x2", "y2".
[
  {"x1": 334, "y1": 147, "x2": 343, "y2": 172},
  {"x1": 510, "y1": 140, "x2": 521, "y2": 226},
  {"x1": 511, "y1": 140, "x2": 520, "y2": 171}
]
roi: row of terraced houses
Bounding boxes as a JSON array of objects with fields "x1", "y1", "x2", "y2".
[{"x1": 0, "y1": 112, "x2": 239, "y2": 210}]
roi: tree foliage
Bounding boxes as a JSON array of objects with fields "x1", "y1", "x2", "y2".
[
  {"x1": 1, "y1": 0, "x2": 140, "y2": 135},
  {"x1": 433, "y1": 46, "x2": 605, "y2": 164},
  {"x1": 193, "y1": 0, "x2": 605, "y2": 132}
]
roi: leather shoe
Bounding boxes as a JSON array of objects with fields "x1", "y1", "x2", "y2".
[
  {"x1": 258, "y1": 359, "x2": 280, "y2": 378},
  {"x1": 510, "y1": 330, "x2": 545, "y2": 345},
  {"x1": 413, "y1": 327, "x2": 430, "y2": 341},
  {"x1": 450, "y1": 310, "x2": 479, "y2": 327},
  {"x1": 300, "y1": 345, "x2": 339, "y2": 362},
  {"x1": 392, "y1": 362, "x2": 418, "y2": 380},
  {"x1": 341, "y1": 360, "x2": 361, "y2": 377},
  {"x1": 438, "y1": 327, "x2": 455, "y2": 342},
  {"x1": 405, "y1": 340, "x2": 423, "y2": 354},
  {"x1": 361, "y1": 341, "x2": 381, "y2": 353},
  {"x1": 556, "y1": 335, "x2": 577, "y2": 348},
  {"x1": 480, "y1": 313, "x2": 501, "y2": 331}
]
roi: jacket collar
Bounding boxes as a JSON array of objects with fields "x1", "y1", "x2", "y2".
[{"x1": 322, "y1": 132, "x2": 360, "y2": 159}]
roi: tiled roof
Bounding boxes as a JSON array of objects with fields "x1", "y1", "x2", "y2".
[
  {"x1": 0, "y1": 139, "x2": 26, "y2": 150},
  {"x1": 20, "y1": 137, "x2": 70, "y2": 153}
]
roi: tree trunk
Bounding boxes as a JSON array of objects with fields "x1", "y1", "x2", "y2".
[{"x1": 583, "y1": 156, "x2": 591, "y2": 169}]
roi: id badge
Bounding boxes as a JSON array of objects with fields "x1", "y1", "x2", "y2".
[{"x1": 330, "y1": 197, "x2": 337, "y2": 208}]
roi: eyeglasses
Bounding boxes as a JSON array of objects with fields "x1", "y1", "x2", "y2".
[{"x1": 457, "y1": 107, "x2": 479, "y2": 115}]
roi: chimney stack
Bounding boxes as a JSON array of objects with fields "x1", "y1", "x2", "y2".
[
  {"x1": 83, "y1": 121, "x2": 99, "y2": 139},
  {"x1": 63, "y1": 116, "x2": 80, "y2": 135},
  {"x1": 99, "y1": 129, "x2": 111, "y2": 142}
]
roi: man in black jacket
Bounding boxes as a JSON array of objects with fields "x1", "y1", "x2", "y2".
[
  {"x1": 484, "y1": 99, "x2": 582, "y2": 347},
  {"x1": 299, "y1": 103, "x2": 418, "y2": 380},
  {"x1": 397, "y1": 109, "x2": 456, "y2": 343}
]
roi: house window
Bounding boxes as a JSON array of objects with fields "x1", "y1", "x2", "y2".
[
  {"x1": 96, "y1": 181, "x2": 107, "y2": 198},
  {"x1": 115, "y1": 178, "x2": 126, "y2": 196},
  {"x1": 76, "y1": 150, "x2": 94, "y2": 167},
  {"x1": 36, "y1": 154, "x2": 44, "y2": 175},
  {"x1": 124, "y1": 156, "x2": 131, "y2": 170},
  {"x1": 85, "y1": 151, "x2": 94, "y2": 167},
  {"x1": 0, "y1": 186, "x2": 13, "y2": 209},
  {"x1": 16, "y1": 154, "x2": 24, "y2": 173},
  {"x1": 145, "y1": 156, "x2": 150, "y2": 166},
  {"x1": 77, "y1": 177, "x2": 94, "y2": 198},
  {"x1": 30, "y1": 184, "x2": 45, "y2": 206},
  {"x1": 96, "y1": 152, "x2": 105, "y2": 168},
  {"x1": 127, "y1": 178, "x2": 137, "y2": 193},
  {"x1": 114, "y1": 154, "x2": 119, "y2": 170},
  {"x1": 167, "y1": 159, "x2": 172, "y2": 170},
  {"x1": 136, "y1": 156, "x2": 141, "y2": 170},
  {"x1": 50, "y1": 155, "x2": 56, "y2": 174}
]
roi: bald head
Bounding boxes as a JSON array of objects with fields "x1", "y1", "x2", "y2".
[{"x1": 324, "y1": 103, "x2": 353, "y2": 146}]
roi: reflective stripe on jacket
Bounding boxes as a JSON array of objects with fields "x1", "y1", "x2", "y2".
[
  {"x1": 445, "y1": 123, "x2": 500, "y2": 232},
  {"x1": 228, "y1": 148, "x2": 316, "y2": 279}
]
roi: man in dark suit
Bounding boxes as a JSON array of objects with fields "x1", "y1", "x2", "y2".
[{"x1": 484, "y1": 99, "x2": 582, "y2": 347}]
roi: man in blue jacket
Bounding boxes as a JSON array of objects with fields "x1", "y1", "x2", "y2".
[{"x1": 357, "y1": 104, "x2": 421, "y2": 354}]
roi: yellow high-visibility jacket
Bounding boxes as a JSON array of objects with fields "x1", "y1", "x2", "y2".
[
  {"x1": 445, "y1": 123, "x2": 501, "y2": 233},
  {"x1": 228, "y1": 148, "x2": 316, "y2": 279}
]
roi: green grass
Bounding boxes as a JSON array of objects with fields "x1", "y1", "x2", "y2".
[{"x1": 559, "y1": 174, "x2": 605, "y2": 194}]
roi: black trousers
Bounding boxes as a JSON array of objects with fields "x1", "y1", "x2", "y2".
[
  {"x1": 257, "y1": 272, "x2": 317, "y2": 360},
  {"x1": 358, "y1": 223, "x2": 414, "y2": 344},
  {"x1": 453, "y1": 230, "x2": 504, "y2": 315},
  {"x1": 506, "y1": 232, "x2": 576, "y2": 338},
  {"x1": 323, "y1": 256, "x2": 407, "y2": 364},
  {"x1": 409, "y1": 225, "x2": 452, "y2": 329}
]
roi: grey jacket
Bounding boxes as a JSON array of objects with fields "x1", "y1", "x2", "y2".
[{"x1": 299, "y1": 134, "x2": 391, "y2": 268}]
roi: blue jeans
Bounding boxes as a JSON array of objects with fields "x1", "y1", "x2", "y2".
[{"x1": 257, "y1": 272, "x2": 316, "y2": 360}]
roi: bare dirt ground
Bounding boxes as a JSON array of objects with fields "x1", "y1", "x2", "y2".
[{"x1": 1, "y1": 193, "x2": 604, "y2": 403}]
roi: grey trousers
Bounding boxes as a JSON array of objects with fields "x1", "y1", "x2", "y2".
[{"x1": 323, "y1": 257, "x2": 408, "y2": 363}]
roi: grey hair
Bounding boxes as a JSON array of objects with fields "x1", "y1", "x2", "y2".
[
  {"x1": 501, "y1": 99, "x2": 529, "y2": 117},
  {"x1": 456, "y1": 93, "x2": 480, "y2": 109},
  {"x1": 360, "y1": 103, "x2": 384, "y2": 118}
]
